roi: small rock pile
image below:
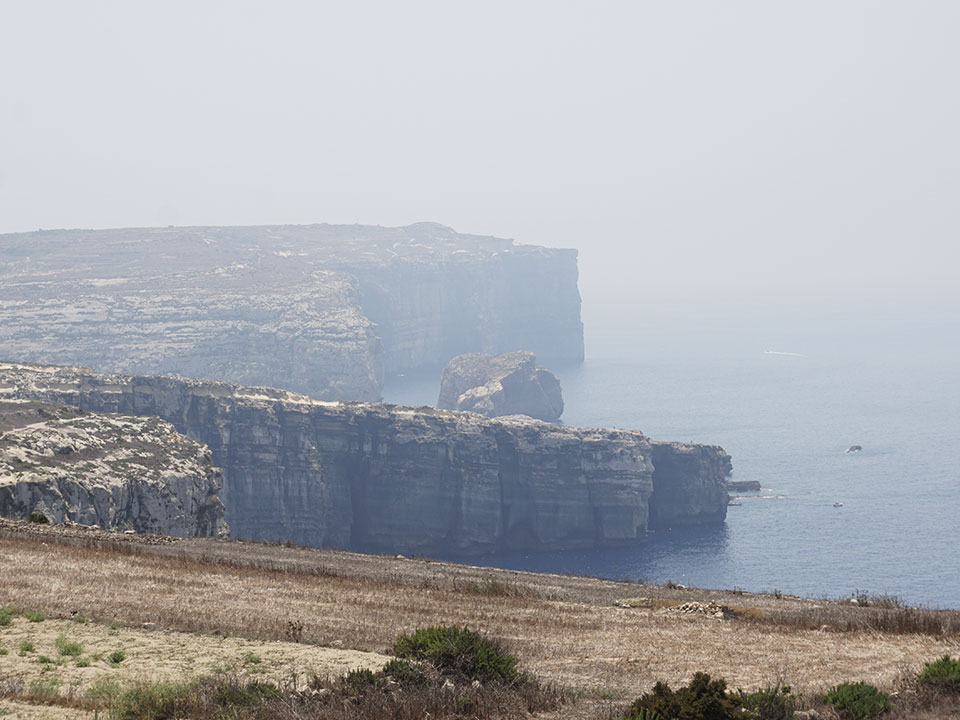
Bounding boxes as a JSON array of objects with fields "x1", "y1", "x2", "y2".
[{"x1": 663, "y1": 601, "x2": 733, "y2": 619}]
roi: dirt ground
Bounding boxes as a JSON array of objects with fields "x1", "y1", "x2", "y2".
[{"x1": 1, "y1": 520, "x2": 959, "y2": 718}]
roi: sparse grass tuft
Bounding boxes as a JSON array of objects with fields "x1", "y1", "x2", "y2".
[
  {"x1": 18, "y1": 641, "x2": 34, "y2": 655},
  {"x1": 23, "y1": 610, "x2": 45, "y2": 623},
  {"x1": 55, "y1": 634, "x2": 83, "y2": 657}
]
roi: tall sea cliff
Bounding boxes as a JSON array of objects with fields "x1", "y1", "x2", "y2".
[{"x1": 0, "y1": 363, "x2": 730, "y2": 554}]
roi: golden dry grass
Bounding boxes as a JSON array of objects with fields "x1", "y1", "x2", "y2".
[{"x1": 2, "y1": 524, "x2": 959, "y2": 707}]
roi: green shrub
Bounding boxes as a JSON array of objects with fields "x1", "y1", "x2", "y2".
[
  {"x1": 824, "y1": 682, "x2": 890, "y2": 719},
  {"x1": 0, "y1": 646, "x2": 7, "y2": 656},
  {"x1": 739, "y1": 682, "x2": 795, "y2": 719},
  {"x1": 0, "y1": 611, "x2": 12, "y2": 626},
  {"x1": 918, "y1": 655, "x2": 960, "y2": 692},
  {"x1": 75, "y1": 656, "x2": 90, "y2": 667},
  {"x1": 623, "y1": 672, "x2": 742, "y2": 720},
  {"x1": 36, "y1": 654, "x2": 56, "y2": 665},
  {"x1": 382, "y1": 657, "x2": 428, "y2": 687},
  {"x1": 18, "y1": 641, "x2": 34, "y2": 654},
  {"x1": 28, "y1": 512, "x2": 49, "y2": 524},
  {"x1": 55, "y1": 634, "x2": 83, "y2": 657},
  {"x1": 344, "y1": 667, "x2": 380, "y2": 695},
  {"x1": 23, "y1": 610, "x2": 44, "y2": 623},
  {"x1": 109, "y1": 649, "x2": 127, "y2": 665},
  {"x1": 392, "y1": 625, "x2": 519, "y2": 684}
]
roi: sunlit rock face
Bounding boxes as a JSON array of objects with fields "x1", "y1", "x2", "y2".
[
  {"x1": 0, "y1": 399, "x2": 226, "y2": 537},
  {"x1": 0, "y1": 223, "x2": 584, "y2": 401},
  {"x1": 1, "y1": 363, "x2": 729, "y2": 554},
  {"x1": 437, "y1": 351, "x2": 564, "y2": 422}
]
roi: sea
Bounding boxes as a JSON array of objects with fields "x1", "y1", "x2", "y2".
[{"x1": 383, "y1": 333, "x2": 960, "y2": 609}]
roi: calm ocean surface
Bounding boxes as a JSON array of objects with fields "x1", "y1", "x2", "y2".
[{"x1": 383, "y1": 348, "x2": 960, "y2": 608}]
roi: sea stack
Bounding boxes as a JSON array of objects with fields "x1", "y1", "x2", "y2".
[{"x1": 437, "y1": 351, "x2": 564, "y2": 422}]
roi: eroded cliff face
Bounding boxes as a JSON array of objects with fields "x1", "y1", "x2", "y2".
[
  {"x1": 648, "y1": 442, "x2": 732, "y2": 528},
  {"x1": 0, "y1": 363, "x2": 727, "y2": 554},
  {"x1": 0, "y1": 400, "x2": 226, "y2": 537},
  {"x1": 0, "y1": 223, "x2": 583, "y2": 400}
]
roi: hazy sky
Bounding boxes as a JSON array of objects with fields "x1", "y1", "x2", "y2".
[{"x1": 2, "y1": 2, "x2": 958, "y2": 352}]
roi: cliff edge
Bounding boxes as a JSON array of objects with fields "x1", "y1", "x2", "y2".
[{"x1": 0, "y1": 362, "x2": 728, "y2": 554}]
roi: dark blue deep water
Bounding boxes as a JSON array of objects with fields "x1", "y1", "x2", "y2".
[{"x1": 384, "y1": 348, "x2": 960, "y2": 608}]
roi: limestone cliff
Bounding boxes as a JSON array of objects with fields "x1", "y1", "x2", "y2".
[
  {"x1": 0, "y1": 400, "x2": 227, "y2": 537},
  {"x1": 0, "y1": 363, "x2": 728, "y2": 554},
  {"x1": 0, "y1": 223, "x2": 583, "y2": 400},
  {"x1": 438, "y1": 351, "x2": 564, "y2": 421},
  {"x1": 648, "y1": 442, "x2": 733, "y2": 528}
]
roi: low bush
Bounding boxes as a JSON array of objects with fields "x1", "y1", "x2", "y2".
[
  {"x1": 18, "y1": 641, "x2": 34, "y2": 654},
  {"x1": 623, "y1": 672, "x2": 743, "y2": 720},
  {"x1": 918, "y1": 655, "x2": 960, "y2": 692},
  {"x1": 823, "y1": 682, "x2": 890, "y2": 719},
  {"x1": 739, "y1": 682, "x2": 794, "y2": 719},
  {"x1": 343, "y1": 667, "x2": 381, "y2": 695},
  {"x1": 109, "y1": 649, "x2": 127, "y2": 665},
  {"x1": 382, "y1": 657, "x2": 428, "y2": 687},
  {"x1": 392, "y1": 625, "x2": 520, "y2": 684},
  {"x1": 23, "y1": 610, "x2": 44, "y2": 623},
  {"x1": 0, "y1": 611, "x2": 12, "y2": 626}
]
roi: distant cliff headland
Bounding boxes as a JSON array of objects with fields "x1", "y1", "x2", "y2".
[
  {"x1": 0, "y1": 223, "x2": 584, "y2": 401},
  {"x1": 0, "y1": 363, "x2": 731, "y2": 554}
]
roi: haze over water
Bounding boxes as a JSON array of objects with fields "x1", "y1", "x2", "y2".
[{"x1": 386, "y1": 320, "x2": 960, "y2": 609}]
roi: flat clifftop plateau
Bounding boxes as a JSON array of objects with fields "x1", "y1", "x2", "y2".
[
  {"x1": 437, "y1": 350, "x2": 564, "y2": 421},
  {"x1": 0, "y1": 363, "x2": 730, "y2": 554},
  {"x1": 0, "y1": 222, "x2": 584, "y2": 400},
  {"x1": 0, "y1": 399, "x2": 227, "y2": 537}
]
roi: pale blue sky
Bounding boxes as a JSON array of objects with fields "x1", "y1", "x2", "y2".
[{"x1": 2, "y1": 1, "x2": 957, "y2": 352}]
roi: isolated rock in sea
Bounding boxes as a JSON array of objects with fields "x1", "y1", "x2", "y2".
[
  {"x1": 1, "y1": 362, "x2": 731, "y2": 554},
  {"x1": 437, "y1": 351, "x2": 564, "y2": 421},
  {"x1": 725, "y1": 480, "x2": 762, "y2": 493},
  {"x1": 0, "y1": 400, "x2": 227, "y2": 537},
  {"x1": 0, "y1": 223, "x2": 584, "y2": 400}
]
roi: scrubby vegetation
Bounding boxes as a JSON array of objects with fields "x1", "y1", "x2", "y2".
[
  {"x1": 917, "y1": 654, "x2": 960, "y2": 692},
  {"x1": 622, "y1": 673, "x2": 743, "y2": 719},
  {"x1": 823, "y1": 682, "x2": 890, "y2": 719},
  {"x1": 392, "y1": 625, "x2": 521, "y2": 684}
]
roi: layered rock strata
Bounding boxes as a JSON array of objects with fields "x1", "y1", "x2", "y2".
[
  {"x1": 0, "y1": 363, "x2": 729, "y2": 554},
  {"x1": 437, "y1": 351, "x2": 564, "y2": 421},
  {"x1": 648, "y1": 442, "x2": 733, "y2": 527},
  {"x1": 0, "y1": 399, "x2": 227, "y2": 537},
  {"x1": 0, "y1": 223, "x2": 584, "y2": 400}
]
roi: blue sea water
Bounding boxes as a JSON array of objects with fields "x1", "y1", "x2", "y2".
[{"x1": 383, "y1": 347, "x2": 960, "y2": 608}]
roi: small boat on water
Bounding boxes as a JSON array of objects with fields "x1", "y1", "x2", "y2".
[
  {"x1": 728, "y1": 501, "x2": 742, "y2": 506},
  {"x1": 833, "y1": 502, "x2": 844, "y2": 507}
]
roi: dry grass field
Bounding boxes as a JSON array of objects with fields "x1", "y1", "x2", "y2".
[{"x1": 1, "y1": 519, "x2": 959, "y2": 718}]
